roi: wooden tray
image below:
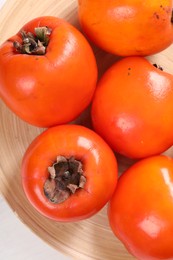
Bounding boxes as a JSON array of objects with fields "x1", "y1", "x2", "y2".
[{"x1": 0, "y1": 1, "x2": 173, "y2": 259}]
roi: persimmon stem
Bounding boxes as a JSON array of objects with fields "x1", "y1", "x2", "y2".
[
  {"x1": 44, "y1": 156, "x2": 86, "y2": 204},
  {"x1": 13, "y1": 26, "x2": 52, "y2": 55}
]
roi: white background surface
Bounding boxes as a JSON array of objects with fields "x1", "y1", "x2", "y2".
[{"x1": 0, "y1": 1, "x2": 69, "y2": 259}]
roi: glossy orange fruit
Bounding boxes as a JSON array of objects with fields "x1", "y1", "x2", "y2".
[
  {"x1": 78, "y1": 0, "x2": 173, "y2": 56},
  {"x1": 108, "y1": 155, "x2": 173, "y2": 260},
  {"x1": 0, "y1": 16, "x2": 97, "y2": 127},
  {"x1": 91, "y1": 56, "x2": 173, "y2": 159},
  {"x1": 22, "y1": 124, "x2": 118, "y2": 222}
]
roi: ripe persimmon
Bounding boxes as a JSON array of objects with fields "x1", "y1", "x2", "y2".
[
  {"x1": 22, "y1": 124, "x2": 118, "y2": 222},
  {"x1": 78, "y1": 0, "x2": 173, "y2": 56},
  {"x1": 0, "y1": 16, "x2": 97, "y2": 127},
  {"x1": 91, "y1": 57, "x2": 173, "y2": 159}
]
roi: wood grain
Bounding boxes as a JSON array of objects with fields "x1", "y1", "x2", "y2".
[{"x1": 0, "y1": 1, "x2": 173, "y2": 260}]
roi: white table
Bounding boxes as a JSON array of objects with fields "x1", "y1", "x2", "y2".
[{"x1": 0, "y1": 1, "x2": 69, "y2": 259}]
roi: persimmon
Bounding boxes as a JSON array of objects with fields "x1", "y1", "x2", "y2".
[
  {"x1": 78, "y1": 0, "x2": 173, "y2": 56},
  {"x1": 108, "y1": 155, "x2": 173, "y2": 260},
  {"x1": 91, "y1": 56, "x2": 173, "y2": 159},
  {"x1": 0, "y1": 16, "x2": 97, "y2": 127},
  {"x1": 21, "y1": 124, "x2": 118, "y2": 222}
]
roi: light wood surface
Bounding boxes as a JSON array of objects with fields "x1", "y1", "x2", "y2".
[
  {"x1": 0, "y1": 196, "x2": 69, "y2": 260},
  {"x1": 0, "y1": 1, "x2": 173, "y2": 260}
]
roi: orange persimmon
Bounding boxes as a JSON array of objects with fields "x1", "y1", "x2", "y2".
[
  {"x1": 78, "y1": 0, "x2": 173, "y2": 56},
  {"x1": 0, "y1": 16, "x2": 97, "y2": 127}
]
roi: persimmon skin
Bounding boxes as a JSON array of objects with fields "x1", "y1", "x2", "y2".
[
  {"x1": 21, "y1": 124, "x2": 118, "y2": 222},
  {"x1": 0, "y1": 16, "x2": 97, "y2": 127},
  {"x1": 78, "y1": 0, "x2": 173, "y2": 56},
  {"x1": 91, "y1": 56, "x2": 173, "y2": 159},
  {"x1": 108, "y1": 155, "x2": 173, "y2": 260}
]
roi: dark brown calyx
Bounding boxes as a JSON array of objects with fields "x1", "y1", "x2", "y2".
[
  {"x1": 13, "y1": 27, "x2": 52, "y2": 55},
  {"x1": 153, "y1": 63, "x2": 163, "y2": 71},
  {"x1": 44, "y1": 156, "x2": 86, "y2": 204},
  {"x1": 171, "y1": 9, "x2": 173, "y2": 23}
]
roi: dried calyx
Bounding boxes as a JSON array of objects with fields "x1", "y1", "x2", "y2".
[
  {"x1": 153, "y1": 63, "x2": 163, "y2": 71},
  {"x1": 13, "y1": 27, "x2": 52, "y2": 55},
  {"x1": 44, "y1": 156, "x2": 86, "y2": 204}
]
